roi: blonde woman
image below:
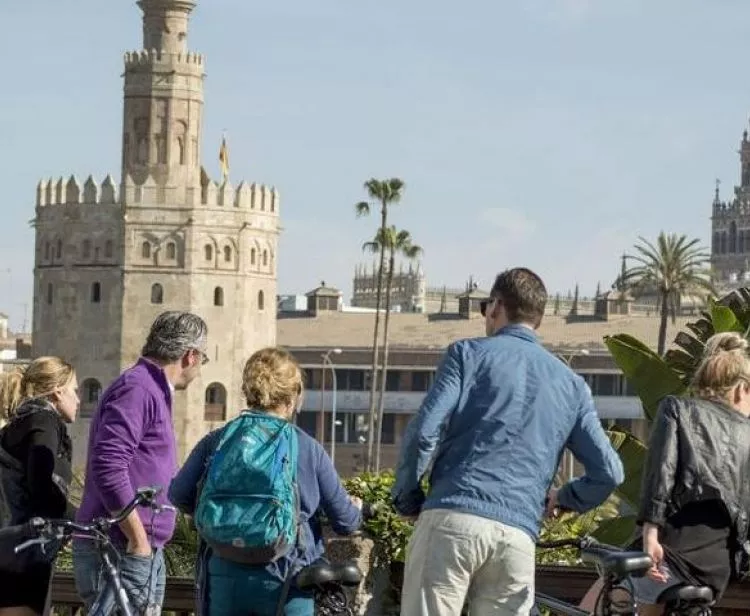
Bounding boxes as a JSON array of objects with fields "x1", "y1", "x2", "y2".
[
  {"x1": 580, "y1": 332, "x2": 750, "y2": 614},
  {"x1": 170, "y1": 347, "x2": 363, "y2": 616},
  {"x1": 0, "y1": 357, "x2": 79, "y2": 616}
]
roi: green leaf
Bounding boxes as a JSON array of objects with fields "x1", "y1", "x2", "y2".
[
  {"x1": 592, "y1": 514, "x2": 638, "y2": 547},
  {"x1": 710, "y1": 298, "x2": 744, "y2": 334},
  {"x1": 607, "y1": 428, "x2": 647, "y2": 509},
  {"x1": 604, "y1": 334, "x2": 686, "y2": 420}
]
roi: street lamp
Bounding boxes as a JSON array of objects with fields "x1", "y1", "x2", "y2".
[
  {"x1": 558, "y1": 348, "x2": 590, "y2": 481},
  {"x1": 322, "y1": 348, "x2": 342, "y2": 464}
]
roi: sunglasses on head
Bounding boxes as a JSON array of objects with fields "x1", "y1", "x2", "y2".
[{"x1": 479, "y1": 297, "x2": 501, "y2": 317}]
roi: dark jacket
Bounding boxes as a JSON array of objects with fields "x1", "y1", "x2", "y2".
[
  {"x1": 638, "y1": 395, "x2": 750, "y2": 551},
  {"x1": 0, "y1": 398, "x2": 75, "y2": 526}
]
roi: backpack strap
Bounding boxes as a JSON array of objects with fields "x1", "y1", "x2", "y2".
[{"x1": 274, "y1": 428, "x2": 304, "y2": 616}]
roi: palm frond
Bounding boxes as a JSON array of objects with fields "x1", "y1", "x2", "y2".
[{"x1": 355, "y1": 201, "x2": 371, "y2": 217}]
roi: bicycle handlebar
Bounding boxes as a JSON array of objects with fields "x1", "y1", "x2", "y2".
[
  {"x1": 536, "y1": 535, "x2": 616, "y2": 551},
  {"x1": 14, "y1": 485, "x2": 175, "y2": 555}
]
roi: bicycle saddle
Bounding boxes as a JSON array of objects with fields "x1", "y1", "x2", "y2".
[
  {"x1": 658, "y1": 585, "x2": 714, "y2": 605},
  {"x1": 580, "y1": 545, "x2": 652, "y2": 578},
  {"x1": 295, "y1": 559, "x2": 362, "y2": 590}
]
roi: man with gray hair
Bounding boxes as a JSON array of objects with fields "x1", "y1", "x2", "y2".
[{"x1": 73, "y1": 311, "x2": 208, "y2": 614}]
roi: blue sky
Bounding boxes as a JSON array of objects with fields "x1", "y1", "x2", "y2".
[{"x1": 1, "y1": 0, "x2": 748, "y2": 330}]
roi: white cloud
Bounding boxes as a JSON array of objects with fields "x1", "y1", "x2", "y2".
[{"x1": 478, "y1": 207, "x2": 537, "y2": 238}]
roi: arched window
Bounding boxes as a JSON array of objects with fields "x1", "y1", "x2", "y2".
[
  {"x1": 166, "y1": 242, "x2": 176, "y2": 259},
  {"x1": 250, "y1": 248, "x2": 256, "y2": 265},
  {"x1": 105, "y1": 240, "x2": 113, "y2": 258},
  {"x1": 258, "y1": 290, "x2": 265, "y2": 311},
  {"x1": 80, "y1": 378, "x2": 103, "y2": 417},
  {"x1": 262, "y1": 250, "x2": 268, "y2": 267},
  {"x1": 712, "y1": 232, "x2": 720, "y2": 254},
  {"x1": 56, "y1": 239, "x2": 62, "y2": 259},
  {"x1": 223, "y1": 246, "x2": 232, "y2": 262},
  {"x1": 204, "y1": 244, "x2": 213, "y2": 261},
  {"x1": 730, "y1": 221, "x2": 738, "y2": 253},
  {"x1": 721, "y1": 232, "x2": 728, "y2": 254},
  {"x1": 204, "y1": 382, "x2": 227, "y2": 421},
  {"x1": 214, "y1": 286, "x2": 224, "y2": 307},
  {"x1": 44, "y1": 242, "x2": 50, "y2": 260},
  {"x1": 91, "y1": 282, "x2": 101, "y2": 303},
  {"x1": 82, "y1": 239, "x2": 91, "y2": 259},
  {"x1": 142, "y1": 241, "x2": 151, "y2": 259},
  {"x1": 151, "y1": 283, "x2": 164, "y2": 304},
  {"x1": 46, "y1": 283, "x2": 53, "y2": 304}
]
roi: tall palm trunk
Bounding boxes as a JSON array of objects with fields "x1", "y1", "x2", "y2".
[
  {"x1": 364, "y1": 201, "x2": 388, "y2": 471},
  {"x1": 374, "y1": 249, "x2": 396, "y2": 473},
  {"x1": 657, "y1": 290, "x2": 669, "y2": 356}
]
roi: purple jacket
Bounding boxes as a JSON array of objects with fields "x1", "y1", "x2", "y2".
[{"x1": 76, "y1": 358, "x2": 178, "y2": 548}]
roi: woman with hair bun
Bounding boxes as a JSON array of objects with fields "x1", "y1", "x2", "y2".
[
  {"x1": 0, "y1": 356, "x2": 79, "y2": 616},
  {"x1": 170, "y1": 347, "x2": 363, "y2": 616},
  {"x1": 580, "y1": 331, "x2": 750, "y2": 615}
]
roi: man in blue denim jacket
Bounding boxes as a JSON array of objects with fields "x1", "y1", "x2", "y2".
[{"x1": 392, "y1": 267, "x2": 624, "y2": 616}]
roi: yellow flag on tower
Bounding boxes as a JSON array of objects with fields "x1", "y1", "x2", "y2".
[{"x1": 219, "y1": 134, "x2": 229, "y2": 182}]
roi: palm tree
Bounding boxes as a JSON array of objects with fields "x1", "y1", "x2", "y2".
[
  {"x1": 622, "y1": 232, "x2": 714, "y2": 356},
  {"x1": 363, "y1": 227, "x2": 423, "y2": 472},
  {"x1": 355, "y1": 178, "x2": 405, "y2": 471}
]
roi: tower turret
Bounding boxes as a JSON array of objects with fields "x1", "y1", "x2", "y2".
[
  {"x1": 138, "y1": 0, "x2": 196, "y2": 53},
  {"x1": 122, "y1": 0, "x2": 204, "y2": 190}
]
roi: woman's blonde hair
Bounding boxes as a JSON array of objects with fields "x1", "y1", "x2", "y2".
[
  {"x1": 242, "y1": 347, "x2": 303, "y2": 412},
  {"x1": 692, "y1": 332, "x2": 750, "y2": 400},
  {"x1": 0, "y1": 356, "x2": 76, "y2": 420}
]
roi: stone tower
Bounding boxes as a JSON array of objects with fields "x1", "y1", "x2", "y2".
[
  {"x1": 711, "y1": 123, "x2": 750, "y2": 287},
  {"x1": 32, "y1": 0, "x2": 280, "y2": 470}
]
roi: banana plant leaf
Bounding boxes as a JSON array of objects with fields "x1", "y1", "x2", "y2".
[
  {"x1": 606, "y1": 428, "x2": 647, "y2": 510},
  {"x1": 604, "y1": 334, "x2": 685, "y2": 421},
  {"x1": 592, "y1": 514, "x2": 638, "y2": 546},
  {"x1": 709, "y1": 298, "x2": 744, "y2": 334}
]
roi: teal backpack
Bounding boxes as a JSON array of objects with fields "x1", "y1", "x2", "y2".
[{"x1": 194, "y1": 411, "x2": 300, "y2": 564}]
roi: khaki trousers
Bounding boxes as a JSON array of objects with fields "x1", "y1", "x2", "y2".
[{"x1": 400, "y1": 508, "x2": 535, "y2": 616}]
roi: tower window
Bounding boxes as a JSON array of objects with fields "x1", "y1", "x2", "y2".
[
  {"x1": 262, "y1": 250, "x2": 268, "y2": 267},
  {"x1": 82, "y1": 240, "x2": 91, "y2": 259},
  {"x1": 91, "y1": 282, "x2": 101, "y2": 303},
  {"x1": 250, "y1": 248, "x2": 256, "y2": 265},
  {"x1": 80, "y1": 378, "x2": 102, "y2": 417},
  {"x1": 44, "y1": 242, "x2": 50, "y2": 260},
  {"x1": 214, "y1": 286, "x2": 224, "y2": 307},
  {"x1": 56, "y1": 240, "x2": 62, "y2": 259},
  {"x1": 224, "y1": 246, "x2": 232, "y2": 262},
  {"x1": 142, "y1": 241, "x2": 151, "y2": 259},
  {"x1": 258, "y1": 290, "x2": 265, "y2": 311},
  {"x1": 151, "y1": 283, "x2": 164, "y2": 304},
  {"x1": 205, "y1": 244, "x2": 213, "y2": 261},
  {"x1": 166, "y1": 242, "x2": 176, "y2": 260},
  {"x1": 46, "y1": 283, "x2": 53, "y2": 304},
  {"x1": 204, "y1": 382, "x2": 227, "y2": 421},
  {"x1": 105, "y1": 240, "x2": 113, "y2": 258}
]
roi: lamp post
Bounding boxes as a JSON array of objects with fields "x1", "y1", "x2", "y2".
[
  {"x1": 322, "y1": 348, "x2": 342, "y2": 464},
  {"x1": 558, "y1": 348, "x2": 590, "y2": 481}
]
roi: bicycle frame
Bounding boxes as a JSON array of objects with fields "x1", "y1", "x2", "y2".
[{"x1": 14, "y1": 485, "x2": 171, "y2": 616}]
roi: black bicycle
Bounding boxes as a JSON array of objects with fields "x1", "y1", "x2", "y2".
[
  {"x1": 294, "y1": 558, "x2": 362, "y2": 616},
  {"x1": 534, "y1": 536, "x2": 715, "y2": 615},
  {"x1": 11, "y1": 485, "x2": 175, "y2": 616}
]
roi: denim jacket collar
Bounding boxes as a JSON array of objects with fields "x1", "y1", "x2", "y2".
[{"x1": 492, "y1": 322, "x2": 538, "y2": 343}]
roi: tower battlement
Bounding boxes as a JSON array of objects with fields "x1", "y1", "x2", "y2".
[
  {"x1": 117, "y1": 172, "x2": 280, "y2": 214},
  {"x1": 123, "y1": 49, "x2": 204, "y2": 73},
  {"x1": 36, "y1": 175, "x2": 118, "y2": 207}
]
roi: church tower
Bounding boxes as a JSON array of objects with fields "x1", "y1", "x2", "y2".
[
  {"x1": 711, "y1": 124, "x2": 750, "y2": 287},
  {"x1": 32, "y1": 0, "x2": 280, "y2": 469}
]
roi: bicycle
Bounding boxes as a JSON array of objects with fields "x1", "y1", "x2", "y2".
[
  {"x1": 286, "y1": 501, "x2": 379, "y2": 616},
  {"x1": 10, "y1": 485, "x2": 175, "y2": 616},
  {"x1": 294, "y1": 558, "x2": 363, "y2": 616},
  {"x1": 534, "y1": 536, "x2": 715, "y2": 615}
]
